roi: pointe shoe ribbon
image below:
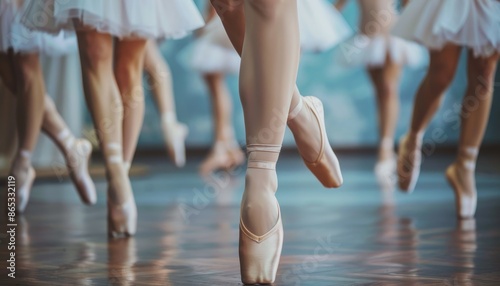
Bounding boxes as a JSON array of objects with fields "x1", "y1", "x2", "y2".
[
  {"x1": 289, "y1": 96, "x2": 343, "y2": 188},
  {"x1": 239, "y1": 144, "x2": 283, "y2": 285}
]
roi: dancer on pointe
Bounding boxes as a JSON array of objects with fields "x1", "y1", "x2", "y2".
[
  {"x1": 0, "y1": 0, "x2": 96, "y2": 213},
  {"x1": 209, "y1": 0, "x2": 345, "y2": 283},
  {"x1": 143, "y1": 40, "x2": 188, "y2": 168},
  {"x1": 393, "y1": 0, "x2": 500, "y2": 219},
  {"x1": 22, "y1": 0, "x2": 204, "y2": 236},
  {"x1": 335, "y1": 0, "x2": 426, "y2": 191},
  {"x1": 190, "y1": 0, "x2": 351, "y2": 176}
]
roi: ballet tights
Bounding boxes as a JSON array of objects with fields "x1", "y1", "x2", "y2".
[
  {"x1": 212, "y1": 0, "x2": 322, "y2": 164},
  {"x1": 218, "y1": 0, "x2": 300, "y2": 236}
]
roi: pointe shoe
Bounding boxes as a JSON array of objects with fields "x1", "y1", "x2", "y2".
[
  {"x1": 289, "y1": 96, "x2": 343, "y2": 188},
  {"x1": 446, "y1": 160, "x2": 477, "y2": 219},
  {"x1": 65, "y1": 136, "x2": 97, "y2": 205},
  {"x1": 375, "y1": 156, "x2": 397, "y2": 191},
  {"x1": 162, "y1": 114, "x2": 189, "y2": 168},
  {"x1": 106, "y1": 144, "x2": 137, "y2": 238},
  {"x1": 239, "y1": 144, "x2": 283, "y2": 284},
  {"x1": 15, "y1": 166, "x2": 35, "y2": 214},
  {"x1": 397, "y1": 134, "x2": 422, "y2": 193}
]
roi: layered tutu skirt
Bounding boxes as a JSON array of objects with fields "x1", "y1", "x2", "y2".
[
  {"x1": 392, "y1": 0, "x2": 500, "y2": 57},
  {"x1": 187, "y1": 0, "x2": 352, "y2": 74},
  {"x1": 0, "y1": 0, "x2": 76, "y2": 55},
  {"x1": 337, "y1": 34, "x2": 427, "y2": 67},
  {"x1": 21, "y1": 0, "x2": 204, "y2": 40}
]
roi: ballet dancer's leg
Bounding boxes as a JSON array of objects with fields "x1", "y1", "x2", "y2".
[
  {"x1": 8, "y1": 53, "x2": 46, "y2": 213},
  {"x1": 199, "y1": 72, "x2": 244, "y2": 175},
  {"x1": 212, "y1": 0, "x2": 342, "y2": 188},
  {"x1": 398, "y1": 44, "x2": 462, "y2": 192},
  {"x1": 0, "y1": 52, "x2": 18, "y2": 169},
  {"x1": 235, "y1": 0, "x2": 300, "y2": 283},
  {"x1": 143, "y1": 40, "x2": 188, "y2": 167},
  {"x1": 41, "y1": 95, "x2": 96, "y2": 205},
  {"x1": 114, "y1": 38, "x2": 148, "y2": 170},
  {"x1": 367, "y1": 55, "x2": 401, "y2": 188},
  {"x1": 446, "y1": 51, "x2": 499, "y2": 218},
  {"x1": 76, "y1": 30, "x2": 135, "y2": 237}
]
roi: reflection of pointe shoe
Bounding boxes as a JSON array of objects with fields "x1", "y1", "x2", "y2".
[
  {"x1": 446, "y1": 163, "x2": 477, "y2": 219},
  {"x1": 106, "y1": 144, "x2": 137, "y2": 238},
  {"x1": 239, "y1": 144, "x2": 283, "y2": 284},
  {"x1": 66, "y1": 137, "x2": 97, "y2": 205},
  {"x1": 397, "y1": 135, "x2": 422, "y2": 193},
  {"x1": 375, "y1": 156, "x2": 397, "y2": 191},
  {"x1": 289, "y1": 96, "x2": 343, "y2": 188},
  {"x1": 162, "y1": 116, "x2": 188, "y2": 168}
]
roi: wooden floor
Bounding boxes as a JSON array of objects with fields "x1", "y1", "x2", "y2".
[{"x1": 1, "y1": 151, "x2": 499, "y2": 285}]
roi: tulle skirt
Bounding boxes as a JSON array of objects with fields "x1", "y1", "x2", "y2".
[
  {"x1": 298, "y1": 0, "x2": 352, "y2": 52},
  {"x1": 392, "y1": 0, "x2": 500, "y2": 57},
  {"x1": 187, "y1": 0, "x2": 352, "y2": 74},
  {"x1": 337, "y1": 34, "x2": 427, "y2": 67},
  {"x1": 21, "y1": 0, "x2": 204, "y2": 40},
  {"x1": 0, "y1": 0, "x2": 76, "y2": 55}
]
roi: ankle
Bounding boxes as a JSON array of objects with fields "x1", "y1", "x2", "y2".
[
  {"x1": 12, "y1": 150, "x2": 32, "y2": 172},
  {"x1": 407, "y1": 131, "x2": 424, "y2": 145}
]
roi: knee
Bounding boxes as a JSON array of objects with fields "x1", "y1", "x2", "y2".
[
  {"x1": 115, "y1": 65, "x2": 143, "y2": 103},
  {"x1": 78, "y1": 35, "x2": 113, "y2": 71},
  {"x1": 210, "y1": 0, "x2": 244, "y2": 15},
  {"x1": 16, "y1": 54, "x2": 41, "y2": 87},
  {"x1": 469, "y1": 57, "x2": 498, "y2": 89},
  {"x1": 375, "y1": 81, "x2": 398, "y2": 100},
  {"x1": 427, "y1": 63, "x2": 456, "y2": 91}
]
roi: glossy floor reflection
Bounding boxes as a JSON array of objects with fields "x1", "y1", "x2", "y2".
[{"x1": 0, "y1": 152, "x2": 499, "y2": 285}]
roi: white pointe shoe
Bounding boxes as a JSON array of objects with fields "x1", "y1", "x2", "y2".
[
  {"x1": 162, "y1": 115, "x2": 189, "y2": 168},
  {"x1": 106, "y1": 143, "x2": 137, "y2": 238},
  {"x1": 397, "y1": 134, "x2": 422, "y2": 193},
  {"x1": 239, "y1": 144, "x2": 283, "y2": 285},
  {"x1": 62, "y1": 131, "x2": 97, "y2": 205},
  {"x1": 446, "y1": 148, "x2": 478, "y2": 219},
  {"x1": 375, "y1": 156, "x2": 397, "y2": 191},
  {"x1": 15, "y1": 166, "x2": 36, "y2": 214}
]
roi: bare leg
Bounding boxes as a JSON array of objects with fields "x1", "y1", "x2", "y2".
[
  {"x1": 398, "y1": 44, "x2": 462, "y2": 192},
  {"x1": 114, "y1": 38, "x2": 147, "y2": 168},
  {"x1": 446, "y1": 51, "x2": 499, "y2": 218},
  {"x1": 367, "y1": 55, "x2": 401, "y2": 190},
  {"x1": 212, "y1": 0, "x2": 341, "y2": 188},
  {"x1": 143, "y1": 40, "x2": 188, "y2": 167},
  {"x1": 0, "y1": 52, "x2": 18, "y2": 169},
  {"x1": 9, "y1": 53, "x2": 46, "y2": 213},
  {"x1": 76, "y1": 30, "x2": 135, "y2": 237},
  {"x1": 199, "y1": 73, "x2": 244, "y2": 175},
  {"x1": 42, "y1": 95, "x2": 96, "y2": 205}
]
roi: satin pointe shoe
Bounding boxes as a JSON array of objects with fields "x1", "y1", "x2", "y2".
[
  {"x1": 239, "y1": 144, "x2": 283, "y2": 285},
  {"x1": 106, "y1": 143, "x2": 137, "y2": 238},
  {"x1": 162, "y1": 113, "x2": 189, "y2": 168},
  {"x1": 446, "y1": 147, "x2": 479, "y2": 219},
  {"x1": 288, "y1": 96, "x2": 343, "y2": 188},
  {"x1": 59, "y1": 130, "x2": 97, "y2": 205},
  {"x1": 397, "y1": 134, "x2": 422, "y2": 193}
]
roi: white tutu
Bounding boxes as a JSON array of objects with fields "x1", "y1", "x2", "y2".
[
  {"x1": 21, "y1": 0, "x2": 204, "y2": 40},
  {"x1": 393, "y1": 0, "x2": 500, "y2": 57},
  {"x1": 188, "y1": 17, "x2": 240, "y2": 74},
  {"x1": 337, "y1": 34, "x2": 427, "y2": 67},
  {"x1": 0, "y1": 0, "x2": 76, "y2": 55},
  {"x1": 298, "y1": 0, "x2": 352, "y2": 52}
]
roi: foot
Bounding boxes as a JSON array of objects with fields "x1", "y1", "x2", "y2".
[
  {"x1": 397, "y1": 134, "x2": 422, "y2": 193},
  {"x1": 288, "y1": 96, "x2": 343, "y2": 188},
  {"x1": 375, "y1": 154, "x2": 397, "y2": 192},
  {"x1": 446, "y1": 162, "x2": 477, "y2": 219},
  {"x1": 66, "y1": 138, "x2": 97, "y2": 205},
  {"x1": 199, "y1": 142, "x2": 245, "y2": 176},
  {"x1": 162, "y1": 119, "x2": 188, "y2": 168},
  {"x1": 9, "y1": 151, "x2": 35, "y2": 213}
]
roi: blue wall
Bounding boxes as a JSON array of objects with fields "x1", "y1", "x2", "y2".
[{"x1": 138, "y1": 1, "x2": 500, "y2": 149}]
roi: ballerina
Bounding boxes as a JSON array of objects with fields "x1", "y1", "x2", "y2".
[
  {"x1": 335, "y1": 0, "x2": 426, "y2": 192},
  {"x1": 189, "y1": 0, "x2": 351, "y2": 176},
  {"x1": 0, "y1": 0, "x2": 96, "y2": 213},
  {"x1": 393, "y1": 0, "x2": 500, "y2": 218},
  {"x1": 143, "y1": 40, "x2": 189, "y2": 168},
  {"x1": 208, "y1": 0, "x2": 347, "y2": 283},
  {"x1": 21, "y1": 0, "x2": 204, "y2": 236}
]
